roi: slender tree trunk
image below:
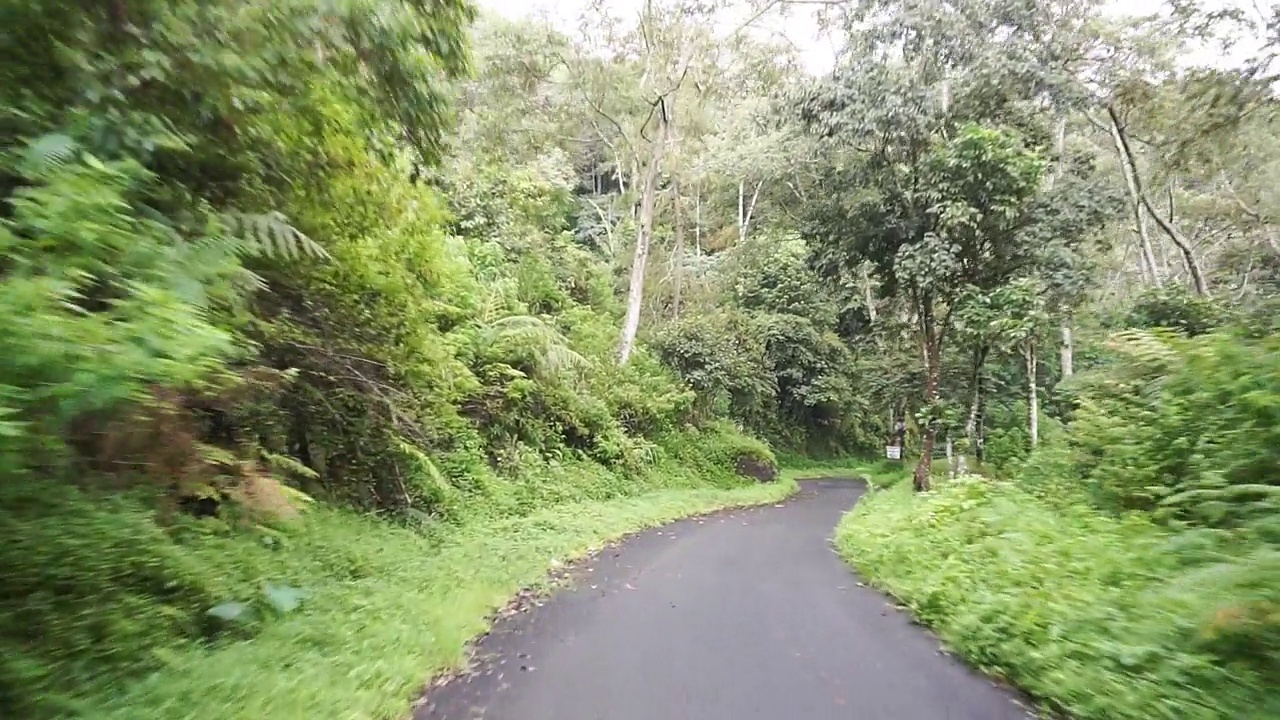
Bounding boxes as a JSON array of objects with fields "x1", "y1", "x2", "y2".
[
  {"x1": 737, "y1": 179, "x2": 745, "y2": 243},
  {"x1": 946, "y1": 433, "x2": 956, "y2": 479},
  {"x1": 613, "y1": 151, "x2": 627, "y2": 195},
  {"x1": 1109, "y1": 116, "x2": 1162, "y2": 287},
  {"x1": 1060, "y1": 323, "x2": 1074, "y2": 379},
  {"x1": 1025, "y1": 339, "x2": 1039, "y2": 449},
  {"x1": 672, "y1": 177, "x2": 684, "y2": 318},
  {"x1": 1108, "y1": 105, "x2": 1209, "y2": 296},
  {"x1": 1150, "y1": 177, "x2": 1209, "y2": 296},
  {"x1": 962, "y1": 344, "x2": 987, "y2": 475},
  {"x1": 1050, "y1": 115, "x2": 1075, "y2": 374},
  {"x1": 618, "y1": 120, "x2": 669, "y2": 364},
  {"x1": 861, "y1": 264, "x2": 878, "y2": 323},
  {"x1": 914, "y1": 301, "x2": 939, "y2": 492},
  {"x1": 630, "y1": 158, "x2": 640, "y2": 220},
  {"x1": 669, "y1": 97, "x2": 682, "y2": 318},
  {"x1": 694, "y1": 181, "x2": 702, "y2": 256},
  {"x1": 737, "y1": 178, "x2": 762, "y2": 244}
]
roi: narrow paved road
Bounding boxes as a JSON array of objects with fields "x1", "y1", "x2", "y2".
[{"x1": 418, "y1": 480, "x2": 1032, "y2": 720}]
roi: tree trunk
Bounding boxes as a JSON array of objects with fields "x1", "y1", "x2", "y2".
[
  {"x1": 1025, "y1": 339, "x2": 1039, "y2": 449},
  {"x1": 1107, "y1": 105, "x2": 1209, "y2": 296},
  {"x1": 946, "y1": 434, "x2": 956, "y2": 479},
  {"x1": 670, "y1": 97, "x2": 683, "y2": 318},
  {"x1": 1109, "y1": 113, "x2": 1162, "y2": 288},
  {"x1": 672, "y1": 176, "x2": 684, "y2": 318},
  {"x1": 618, "y1": 121, "x2": 669, "y2": 364},
  {"x1": 963, "y1": 344, "x2": 987, "y2": 474},
  {"x1": 737, "y1": 178, "x2": 762, "y2": 244},
  {"x1": 1060, "y1": 322, "x2": 1074, "y2": 379},
  {"x1": 737, "y1": 179, "x2": 745, "y2": 243},
  {"x1": 914, "y1": 302, "x2": 939, "y2": 492},
  {"x1": 694, "y1": 181, "x2": 702, "y2": 256},
  {"x1": 1146, "y1": 182, "x2": 1210, "y2": 296},
  {"x1": 861, "y1": 263, "x2": 878, "y2": 324}
]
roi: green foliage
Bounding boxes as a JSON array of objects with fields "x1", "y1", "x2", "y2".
[
  {"x1": 838, "y1": 478, "x2": 1278, "y2": 720},
  {"x1": 654, "y1": 234, "x2": 876, "y2": 454},
  {"x1": 0, "y1": 481, "x2": 216, "y2": 717},
  {"x1": 9, "y1": 2, "x2": 1279, "y2": 720},
  {"x1": 652, "y1": 309, "x2": 776, "y2": 423},
  {"x1": 3, "y1": 473, "x2": 792, "y2": 720},
  {"x1": 1062, "y1": 327, "x2": 1280, "y2": 530},
  {"x1": 1121, "y1": 286, "x2": 1227, "y2": 337},
  {"x1": 0, "y1": 2, "x2": 793, "y2": 717},
  {"x1": 0, "y1": 143, "x2": 237, "y2": 469}
]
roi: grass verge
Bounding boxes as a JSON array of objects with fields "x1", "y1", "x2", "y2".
[
  {"x1": 94, "y1": 479, "x2": 795, "y2": 720},
  {"x1": 835, "y1": 477, "x2": 1278, "y2": 720},
  {"x1": 779, "y1": 456, "x2": 912, "y2": 488}
]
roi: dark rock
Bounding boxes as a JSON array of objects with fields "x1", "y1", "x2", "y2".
[{"x1": 735, "y1": 455, "x2": 778, "y2": 482}]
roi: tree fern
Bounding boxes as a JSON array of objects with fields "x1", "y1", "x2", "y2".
[
  {"x1": 20, "y1": 133, "x2": 78, "y2": 171},
  {"x1": 222, "y1": 211, "x2": 330, "y2": 260},
  {"x1": 480, "y1": 315, "x2": 590, "y2": 382}
]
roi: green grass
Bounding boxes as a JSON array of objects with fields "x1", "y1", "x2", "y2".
[
  {"x1": 779, "y1": 456, "x2": 912, "y2": 488},
  {"x1": 90, "y1": 479, "x2": 795, "y2": 720},
  {"x1": 836, "y1": 477, "x2": 1279, "y2": 720}
]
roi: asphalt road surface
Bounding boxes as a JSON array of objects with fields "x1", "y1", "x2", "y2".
[{"x1": 417, "y1": 479, "x2": 1033, "y2": 720}]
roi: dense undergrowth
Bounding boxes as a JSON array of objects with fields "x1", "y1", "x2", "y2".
[
  {"x1": 11, "y1": 474, "x2": 792, "y2": 720},
  {"x1": 0, "y1": 3, "x2": 782, "y2": 717},
  {"x1": 5, "y1": 2, "x2": 1280, "y2": 719},
  {"x1": 838, "y1": 323, "x2": 1280, "y2": 720},
  {"x1": 840, "y1": 479, "x2": 1278, "y2": 720}
]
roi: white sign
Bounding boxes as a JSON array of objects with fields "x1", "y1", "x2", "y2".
[{"x1": 885, "y1": 445, "x2": 902, "y2": 460}]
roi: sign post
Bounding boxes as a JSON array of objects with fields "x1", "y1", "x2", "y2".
[{"x1": 885, "y1": 444, "x2": 901, "y2": 461}]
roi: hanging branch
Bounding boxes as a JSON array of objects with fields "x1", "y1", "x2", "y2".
[{"x1": 1107, "y1": 104, "x2": 1210, "y2": 296}]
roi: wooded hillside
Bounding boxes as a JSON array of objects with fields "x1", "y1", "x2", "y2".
[{"x1": 2, "y1": 0, "x2": 1278, "y2": 718}]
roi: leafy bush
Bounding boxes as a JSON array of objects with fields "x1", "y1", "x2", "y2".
[
  {"x1": 0, "y1": 144, "x2": 238, "y2": 471},
  {"x1": 0, "y1": 481, "x2": 218, "y2": 717},
  {"x1": 838, "y1": 479, "x2": 1279, "y2": 720},
  {"x1": 1122, "y1": 287, "x2": 1226, "y2": 337},
  {"x1": 654, "y1": 233, "x2": 876, "y2": 455},
  {"x1": 0, "y1": 2, "x2": 789, "y2": 717},
  {"x1": 1065, "y1": 328, "x2": 1280, "y2": 531}
]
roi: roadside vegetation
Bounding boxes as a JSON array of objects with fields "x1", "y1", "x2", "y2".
[
  {"x1": 3, "y1": 0, "x2": 1278, "y2": 719},
  {"x1": 839, "y1": 324, "x2": 1280, "y2": 720}
]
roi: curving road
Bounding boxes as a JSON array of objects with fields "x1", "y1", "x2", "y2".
[{"x1": 417, "y1": 480, "x2": 1033, "y2": 720}]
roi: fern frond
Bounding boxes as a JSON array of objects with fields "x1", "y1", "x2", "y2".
[
  {"x1": 22, "y1": 133, "x2": 78, "y2": 171},
  {"x1": 482, "y1": 315, "x2": 590, "y2": 381},
  {"x1": 262, "y1": 451, "x2": 320, "y2": 481},
  {"x1": 223, "y1": 211, "x2": 330, "y2": 260}
]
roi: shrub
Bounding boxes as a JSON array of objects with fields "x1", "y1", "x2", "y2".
[{"x1": 838, "y1": 479, "x2": 1279, "y2": 720}]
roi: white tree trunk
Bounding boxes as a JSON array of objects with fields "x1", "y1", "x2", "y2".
[
  {"x1": 737, "y1": 179, "x2": 744, "y2": 242},
  {"x1": 1060, "y1": 323, "x2": 1074, "y2": 379},
  {"x1": 1025, "y1": 340, "x2": 1039, "y2": 449},
  {"x1": 737, "y1": 178, "x2": 762, "y2": 244},
  {"x1": 1109, "y1": 114, "x2": 1162, "y2": 287},
  {"x1": 946, "y1": 434, "x2": 956, "y2": 479},
  {"x1": 1108, "y1": 107, "x2": 1211, "y2": 296},
  {"x1": 618, "y1": 123, "x2": 669, "y2": 364},
  {"x1": 695, "y1": 182, "x2": 702, "y2": 256},
  {"x1": 861, "y1": 263, "x2": 877, "y2": 324}
]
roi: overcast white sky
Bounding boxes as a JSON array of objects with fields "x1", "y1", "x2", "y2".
[{"x1": 476, "y1": 0, "x2": 1266, "y2": 73}]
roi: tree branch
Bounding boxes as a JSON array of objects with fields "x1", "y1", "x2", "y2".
[{"x1": 1107, "y1": 104, "x2": 1210, "y2": 296}]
